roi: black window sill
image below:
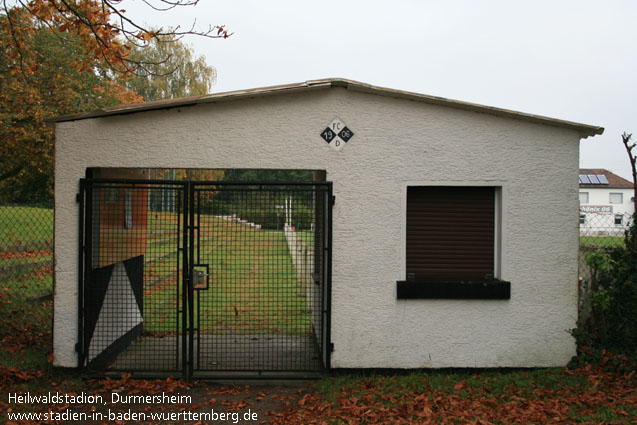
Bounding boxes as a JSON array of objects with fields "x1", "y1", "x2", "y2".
[{"x1": 397, "y1": 278, "x2": 510, "y2": 300}]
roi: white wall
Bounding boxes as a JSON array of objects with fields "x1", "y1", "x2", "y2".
[{"x1": 55, "y1": 86, "x2": 583, "y2": 368}]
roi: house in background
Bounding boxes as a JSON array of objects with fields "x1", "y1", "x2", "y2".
[{"x1": 579, "y1": 168, "x2": 634, "y2": 234}]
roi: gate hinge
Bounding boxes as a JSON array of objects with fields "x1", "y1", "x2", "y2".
[
  {"x1": 74, "y1": 343, "x2": 80, "y2": 352},
  {"x1": 330, "y1": 195, "x2": 336, "y2": 206},
  {"x1": 329, "y1": 342, "x2": 334, "y2": 352},
  {"x1": 76, "y1": 193, "x2": 80, "y2": 203}
]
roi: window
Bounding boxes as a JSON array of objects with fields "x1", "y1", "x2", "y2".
[
  {"x1": 615, "y1": 214, "x2": 623, "y2": 226},
  {"x1": 579, "y1": 192, "x2": 589, "y2": 203},
  {"x1": 399, "y1": 186, "x2": 509, "y2": 299},
  {"x1": 406, "y1": 186, "x2": 496, "y2": 280},
  {"x1": 610, "y1": 193, "x2": 623, "y2": 204},
  {"x1": 579, "y1": 214, "x2": 586, "y2": 225}
]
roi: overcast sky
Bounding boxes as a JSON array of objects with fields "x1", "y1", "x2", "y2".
[{"x1": 126, "y1": 0, "x2": 637, "y2": 180}]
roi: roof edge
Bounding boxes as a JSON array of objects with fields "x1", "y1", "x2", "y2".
[
  {"x1": 329, "y1": 79, "x2": 604, "y2": 138},
  {"x1": 49, "y1": 78, "x2": 605, "y2": 138}
]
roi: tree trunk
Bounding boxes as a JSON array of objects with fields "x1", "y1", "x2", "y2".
[{"x1": 621, "y1": 133, "x2": 637, "y2": 255}]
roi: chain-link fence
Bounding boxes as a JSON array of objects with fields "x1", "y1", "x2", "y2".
[
  {"x1": 578, "y1": 211, "x2": 630, "y2": 314},
  {"x1": 579, "y1": 212, "x2": 628, "y2": 272},
  {"x1": 0, "y1": 204, "x2": 54, "y2": 351}
]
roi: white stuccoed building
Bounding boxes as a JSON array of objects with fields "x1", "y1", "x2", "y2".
[
  {"x1": 579, "y1": 168, "x2": 634, "y2": 235},
  {"x1": 51, "y1": 79, "x2": 604, "y2": 376}
]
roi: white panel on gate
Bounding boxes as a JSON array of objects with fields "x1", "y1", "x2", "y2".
[{"x1": 88, "y1": 262, "x2": 143, "y2": 361}]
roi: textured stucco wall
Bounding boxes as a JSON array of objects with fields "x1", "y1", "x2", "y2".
[{"x1": 54, "y1": 87, "x2": 582, "y2": 368}]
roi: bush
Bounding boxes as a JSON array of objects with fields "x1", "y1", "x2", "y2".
[
  {"x1": 572, "y1": 217, "x2": 637, "y2": 368},
  {"x1": 240, "y1": 208, "x2": 282, "y2": 229},
  {"x1": 228, "y1": 206, "x2": 314, "y2": 230},
  {"x1": 289, "y1": 206, "x2": 314, "y2": 231}
]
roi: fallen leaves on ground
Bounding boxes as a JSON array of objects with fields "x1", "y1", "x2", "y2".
[
  {"x1": 267, "y1": 366, "x2": 636, "y2": 425},
  {"x1": 2, "y1": 354, "x2": 634, "y2": 424}
]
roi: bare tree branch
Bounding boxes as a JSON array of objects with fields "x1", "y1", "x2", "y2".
[{"x1": 621, "y1": 132, "x2": 637, "y2": 254}]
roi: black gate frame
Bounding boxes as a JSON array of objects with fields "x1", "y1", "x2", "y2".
[{"x1": 78, "y1": 178, "x2": 333, "y2": 379}]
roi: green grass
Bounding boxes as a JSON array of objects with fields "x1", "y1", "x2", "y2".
[
  {"x1": 201, "y1": 230, "x2": 308, "y2": 335},
  {"x1": 0, "y1": 205, "x2": 55, "y2": 389},
  {"x1": 0, "y1": 206, "x2": 53, "y2": 281},
  {"x1": 142, "y1": 215, "x2": 310, "y2": 336},
  {"x1": 0, "y1": 250, "x2": 53, "y2": 267},
  {"x1": 311, "y1": 369, "x2": 634, "y2": 424},
  {"x1": 0, "y1": 268, "x2": 53, "y2": 300},
  {"x1": 0, "y1": 268, "x2": 53, "y2": 373},
  {"x1": 297, "y1": 230, "x2": 314, "y2": 247},
  {"x1": 580, "y1": 235, "x2": 625, "y2": 248},
  {"x1": 314, "y1": 369, "x2": 590, "y2": 404},
  {"x1": 0, "y1": 205, "x2": 53, "y2": 247}
]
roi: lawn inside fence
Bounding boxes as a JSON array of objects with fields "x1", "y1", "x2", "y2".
[
  {"x1": 580, "y1": 235, "x2": 625, "y2": 248},
  {"x1": 140, "y1": 213, "x2": 311, "y2": 337},
  {"x1": 296, "y1": 230, "x2": 314, "y2": 247}
]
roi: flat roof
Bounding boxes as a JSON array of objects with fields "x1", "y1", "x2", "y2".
[{"x1": 51, "y1": 78, "x2": 604, "y2": 138}]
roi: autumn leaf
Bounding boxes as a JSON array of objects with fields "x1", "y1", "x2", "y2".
[{"x1": 454, "y1": 380, "x2": 467, "y2": 391}]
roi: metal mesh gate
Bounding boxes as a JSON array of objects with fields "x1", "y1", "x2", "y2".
[
  {"x1": 78, "y1": 179, "x2": 188, "y2": 374},
  {"x1": 189, "y1": 183, "x2": 331, "y2": 377},
  {"x1": 78, "y1": 179, "x2": 332, "y2": 378}
]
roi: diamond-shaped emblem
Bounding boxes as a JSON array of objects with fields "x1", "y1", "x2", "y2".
[
  {"x1": 320, "y1": 127, "x2": 336, "y2": 143},
  {"x1": 331, "y1": 137, "x2": 345, "y2": 151},
  {"x1": 338, "y1": 126, "x2": 353, "y2": 142},
  {"x1": 321, "y1": 118, "x2": 354, "y2": 151}
]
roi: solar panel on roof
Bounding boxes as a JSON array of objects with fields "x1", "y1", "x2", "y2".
[
  {"x1": 597, "y1": 175, "x2": 609, "y2": 184},
  {"x1": 579, "y1": 175, "x2": 591, "y2": 184},
  {"x1": 587, "y1": 174, "x2": 600, "y2": 184}
]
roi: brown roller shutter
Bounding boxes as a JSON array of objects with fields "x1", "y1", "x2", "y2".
[{"x1": 406, "y1": 186, "x2": 495, "y2": 279}]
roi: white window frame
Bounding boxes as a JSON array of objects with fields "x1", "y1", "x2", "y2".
[
  {"x1": 609, "y1": 193, "x2": 623, "y2": 204},
  {"x1": 615, "y1": 214, "x2": 623, "y2": 226},
  {"x1": 579, "y1": 192, "x2": 589, "y2": 204},
  {"x1": 579, "y1": 214, "x2": 586, "y2": 225}
]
